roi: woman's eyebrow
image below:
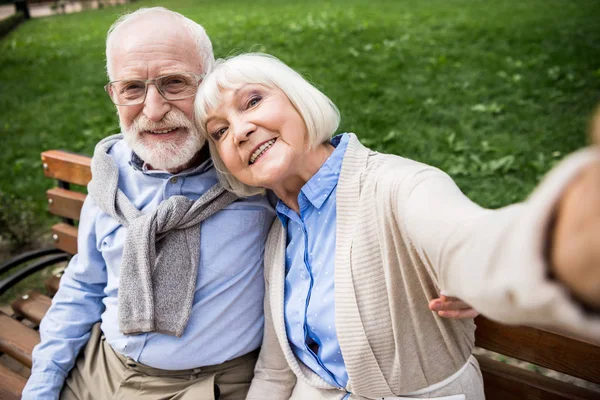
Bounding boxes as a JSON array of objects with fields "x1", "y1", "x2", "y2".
[
  {"x1": 205, "y1": 84, "x2": 260, "y2": 125},
  {"x1": 205, "y1": 115, "x2": 218, "y2": 125}
]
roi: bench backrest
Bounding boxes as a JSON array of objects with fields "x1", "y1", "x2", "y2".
[
  {"x1": 41, "y1": 150, "x2": 90, "y2": 255},
  {"x1": 40, "y1": 150, "x2": 600, "y2": 399}
]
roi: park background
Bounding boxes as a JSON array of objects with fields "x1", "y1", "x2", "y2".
[
  {"x1": 0, "y1": 0, "x2": 600, "y2": 294},
  {"x1": 0, "y1": 0, "x2": 600, "y2": 391}
]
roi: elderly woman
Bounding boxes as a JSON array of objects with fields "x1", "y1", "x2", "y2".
[{"x1": 195, "y1": 53, "x2": 600, "y2": 400}]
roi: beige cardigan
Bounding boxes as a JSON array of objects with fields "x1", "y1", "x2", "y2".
[{"x1": 247, "y1": 134, "x2": 600, "y2": 400}]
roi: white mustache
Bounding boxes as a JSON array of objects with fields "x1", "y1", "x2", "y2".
[{"x1": 130, "y1": 110, "x2": 195, "y2": 134}]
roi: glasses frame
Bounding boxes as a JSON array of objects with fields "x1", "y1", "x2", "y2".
[{"x1": 104, "y1": 72, "x2": 205, "y2": 106}]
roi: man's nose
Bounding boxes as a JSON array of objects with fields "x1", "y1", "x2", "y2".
[{"x1": 143, "y1": 85, "x2": 170, "y2": 122}]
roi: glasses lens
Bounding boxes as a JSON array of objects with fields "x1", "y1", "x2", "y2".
[
  {"x1": 157, "y1": 73, "x2": 199, "y2": 100},
  {"x1": 109, "y1": 80, "x2": 146, "y2": 105}
]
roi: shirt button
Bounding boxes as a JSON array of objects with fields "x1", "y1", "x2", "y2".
[{"x1": 170, "y1": 177, "x2": 178, "y2": 184}]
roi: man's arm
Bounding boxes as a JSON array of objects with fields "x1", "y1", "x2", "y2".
[{"x1": 22, "y1": 197, "x2": 108, "y2": 400}]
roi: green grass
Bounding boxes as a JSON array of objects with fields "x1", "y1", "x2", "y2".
[{"x1": 1, "y1": 0, "x2": 600, "y2": 244}]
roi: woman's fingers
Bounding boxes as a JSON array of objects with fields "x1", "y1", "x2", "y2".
[
  {"x1": 429, "y1": 296, "x2": 479, "y2": 318},
  {"x1": 437, "y1": 308, "x2": 480, "y2": 319}
]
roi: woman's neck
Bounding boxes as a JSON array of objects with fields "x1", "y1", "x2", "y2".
[{"x1": 271, "y1": 142, "x2": 334, "y2": 213}]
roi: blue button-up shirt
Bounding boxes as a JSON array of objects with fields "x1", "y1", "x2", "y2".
[
  {"x1": 23, "y1": 139, "x2": 275, "y2": 400},
  {"x1": 277, "y1": 134, "x2": 350, "y2": 391}
]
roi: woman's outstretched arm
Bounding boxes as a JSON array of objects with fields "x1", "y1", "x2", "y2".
[{"x1": 398, "y1": 149, "x2": 600, "y2": 341}]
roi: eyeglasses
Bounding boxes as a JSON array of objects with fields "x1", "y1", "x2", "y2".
[{"x1": 104, "y1": 72, "x2": 205, "y2": 106}]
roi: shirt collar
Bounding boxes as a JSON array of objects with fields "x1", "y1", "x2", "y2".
[
  {"x1": 276, "y1": 133, "x2": 350, "y2": 220},
  {"x1": 301, "y1": 133, "x2": 348, "y2": 208}
]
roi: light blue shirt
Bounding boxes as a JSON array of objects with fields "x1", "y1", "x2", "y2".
[
  {"x1": 277, "y1": 134, "x2": 350, "y2": 392},
  {"x1": 22, "y1": 139, "x2": 275, "y2": 400}
]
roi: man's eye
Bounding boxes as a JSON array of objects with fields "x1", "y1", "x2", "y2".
[
  {"x1": 211, "y1": 127, "x2": 227, "y2": 141},
  {"x1": 166, "y1": 78, "x2": 184, "y2": 84},
  {"x1": 116, "y1": 82, "x2": 145, "y2": 100},
  {"x1": 121, "y1": 82, "x2": 144, "y2": 93},
  {"x1": 161, "y1": 76, "x2": 189, "y2": 93}
]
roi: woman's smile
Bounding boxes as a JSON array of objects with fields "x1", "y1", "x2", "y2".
[{"x1": 249, "y1": 138, "x2": 277, "y2": 165}]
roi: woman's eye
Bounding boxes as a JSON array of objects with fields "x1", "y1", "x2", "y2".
[
  {"x1": 211, "y1": 127, "x2": 227, "y2": 141},
  {"x1": 247, "y1": 96, "x2": 262, "y2": 108}
]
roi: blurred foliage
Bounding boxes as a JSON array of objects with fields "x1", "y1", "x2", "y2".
[{"x1": 0, "y1": 0, "x2": 599, "y2": 247}]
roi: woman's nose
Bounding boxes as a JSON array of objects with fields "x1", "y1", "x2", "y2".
[{"x1": 232, "y1": 120, "x2": 255, "y2": 145}]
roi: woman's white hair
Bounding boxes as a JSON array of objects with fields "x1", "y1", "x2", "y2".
[
  {"x1": 105, "y1": 7, "x2": 214, "y2": 79},
  {"x1": 195, "y1": 53, "x2": 341, "y2": 197}
]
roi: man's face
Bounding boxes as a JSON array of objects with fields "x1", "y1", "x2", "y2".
[{"x1": 109, "y1": 16, "x2": 205, "y2": 172}]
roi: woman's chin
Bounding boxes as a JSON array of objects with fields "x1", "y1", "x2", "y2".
[
  {"x1": 246, "y1": 156, "x2": 280, "y2": 183},
  {"x1": 246, "y1": 174, "x2": 278, "y2": 190}
]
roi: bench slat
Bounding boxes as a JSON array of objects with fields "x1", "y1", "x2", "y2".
[
  {"x1": 45, "y1": 275, "x2": 61, "y2": 297},
  {"x1": 47, "y1": 188, "x2": 86, "y2": 221},
  {"x1": 475, "y1": 316, "x2": 600, "y2": 384},
  {"x1": 477, "y1": 354, "x2": 600, "y2": 400},
  {"x1": 51, "y1": 223, "x2": 78, "y2": 255},
  {"x1": 11, "y1": 291, "x2": 52, "y2": 325},
  {"x1": 0, "y1": 364, "x2": 27, "y2": 400},
  {"x1": 0, "y1": 311, "x2": 39, "y2": 368},
  {"x1": 41, "y1": 150, "x2": 92, "y2": 186}
]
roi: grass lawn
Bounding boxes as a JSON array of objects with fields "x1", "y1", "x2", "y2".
[{"x1": 1, "y1": 0, "x2": 600, "y2": 248}]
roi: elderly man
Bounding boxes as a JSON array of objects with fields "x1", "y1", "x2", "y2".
[
  {"x1": 23, "y1": 8, "x2": 274, "y2": 400},
  {"x1": 22, "y1": 7, "x2": 474, "y2": 400}
]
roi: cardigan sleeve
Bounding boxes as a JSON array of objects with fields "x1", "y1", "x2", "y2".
[
  {"x1": 398, "y1": 148, "x2": 600, "y2": 341},
  {"x1": 246, "y1": 276, "x2": 297, "y2": 399}
]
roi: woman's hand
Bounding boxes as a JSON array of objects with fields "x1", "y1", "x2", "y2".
[
  {"x1": 551, "y1": 160, "x2": 600, "y2": 309},
  {"x1": 428, "y1": 295, "x2": 479, "y2": 319},
  {"x1": 551, "y1": 110, "x2": 600, "y2": 309}
]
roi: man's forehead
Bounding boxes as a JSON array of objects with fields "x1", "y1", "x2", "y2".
[{"x1": 109, "y1": 18, "x2": 202, "y2": 78}]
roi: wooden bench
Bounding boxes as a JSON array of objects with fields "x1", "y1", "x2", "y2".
[
  {"x1": 0, "y1": 150, "x2": 89, "y2": 400},
  {"x1": 0, "y1": 150, "x2": 599, "y2": 399}
]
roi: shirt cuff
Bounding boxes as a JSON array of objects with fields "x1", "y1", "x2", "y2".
[{"x1": 21, "y1": 370, "x2": 67, "y2": 400}]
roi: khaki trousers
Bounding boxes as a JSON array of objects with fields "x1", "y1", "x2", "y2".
[{"x1": 60, "y1": 324, "x2": 258, "y2": 400}]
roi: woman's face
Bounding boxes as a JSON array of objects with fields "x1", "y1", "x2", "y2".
[{"x1": 205, "y1": 84, "x2": 309, "y2": 189}]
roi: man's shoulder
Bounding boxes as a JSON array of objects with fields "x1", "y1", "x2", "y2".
[{"x1": 103, "y1": 135, "x2": 132, "y2": 167}]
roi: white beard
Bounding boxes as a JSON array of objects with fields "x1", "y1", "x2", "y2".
[{"x1": 120, "y1": 109, "x2": 206, "y2": 172}]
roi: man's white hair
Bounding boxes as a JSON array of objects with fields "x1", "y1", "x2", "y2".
[
  {"x1": 105, "y1": 7, "x2": 214, "y2": 79},
  {"x1": 195, "y1": 53, "x2": 341, "y2": 197}
]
